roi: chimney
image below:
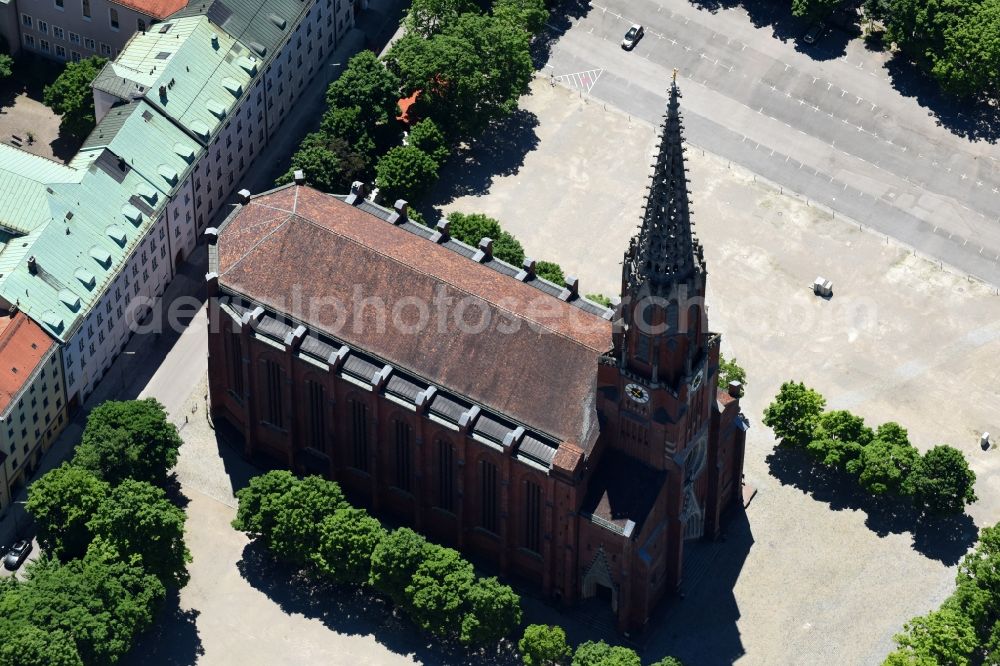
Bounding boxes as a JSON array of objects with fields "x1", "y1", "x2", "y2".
[
  {"x1": 237, "y1": 189, "x2": 251, "y2": 204},
  {"x1": 204, "y1": 227, "x2": 219, "y2": 244},
  {"x1": 433, "y1": 219, "x2": 450, "y2": 243},
  {"x1": 345, "y1": 181, "x2": 366, "y2": 206},
  {"x1": 27, "y1": 256, "x2": 37, "y2": 275},
  {"x1": 293, "y1": 169, "x2": 305, "y2": 185},
  {"x1": 159, "y1": 85, "x2": 167, "y2": 100},
  {"x1": 728, "y1": 381, "x2": 743, "y2": 398},
  {"x1": 559, "y1": 275, "x2": 579, "y2": 301},
  {"x1": 473, "y1": 237, "x2": 493, "y2": 263},
  {"x1": 516, "y1": 258, "x2": 536, "y2": 282}
]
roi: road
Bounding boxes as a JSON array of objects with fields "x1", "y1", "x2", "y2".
[{"x1": 542, "y1": 0, "x2": 1000, "y2": 286}]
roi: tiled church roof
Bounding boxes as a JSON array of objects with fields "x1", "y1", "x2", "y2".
[{"x1": 213, "y1": 185, "x2": 613, "y2": 450}]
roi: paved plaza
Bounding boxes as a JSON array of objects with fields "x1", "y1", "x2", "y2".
[{"x1": 430, "y1": 78, "x2": 1000, "y2": 664}]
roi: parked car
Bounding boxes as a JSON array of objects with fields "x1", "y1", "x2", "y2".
[
  {"x1": 621, "y1": 24, "x2": 644, "y2": 50},
  {"x1": 802, "y1": 22, "x2": 826, "y2": 45},
  {"x1": 3, "y1": 540, "x2": 32, "y2": 570}
]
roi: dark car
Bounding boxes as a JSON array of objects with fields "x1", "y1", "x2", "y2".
[
  {"x1": 621, "y1": 24, "x2": 644, "y2": 50},
  {"x1": 3, "y1": 540, "x2": 32, "y2": 570},
  {"x1": 802, "y1": 22, "x2": 826, "y2": 45}
]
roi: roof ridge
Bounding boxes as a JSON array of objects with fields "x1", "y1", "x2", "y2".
[
  {"x1": 264, "y1": 210, "x2": 609, "y2": 353},
  {"x1": 219, "y1": 212, "x2": 296, "y2": 280}
]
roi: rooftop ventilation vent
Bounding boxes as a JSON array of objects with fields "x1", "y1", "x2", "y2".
[{"x1": 268, "y1": 13, "x2": 286, "y2": 29}]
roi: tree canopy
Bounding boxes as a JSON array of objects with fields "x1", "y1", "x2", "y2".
[
  {"x1": 26, "y1": 463, "x2": 109, "y2": 561},
  {"x1": 493, "y1": 0, "x2": 549, "y2": 34},
  {"x1": 0, "y1": 54, "x2": 12, "y2": 80},
  {"x1": 325, "y1": 50, "x2": 402, "y2": 128},
  {"x1": 375, "y1": 145, "x2": 439, "y2": 203},
  {"x1": 519, "y1": 624, "x2": 572, "y2": 666},
  {"x1": 762, "y1": 381, "x2": 827, "y2": 448},
  {"x1": 231, "y1": 470, "x2": 300, "y2": 541},
  {"x1": 571, "y1": 640, "x2": 642, "y2": 666},
  {"x1": 72, "y1": 398, "x2": 182, "y2": 487},
  {"x1": 269, "y1": 475, "x2": 349, "y2": 566},
  {"x1": 717, "y1": 354, "x2": 747, "y2": 394},
  {"x1": 407, "y1": 118, "x2": 450, "y2": 166},
  {"x1": 404, "y1": 0, "x2": 477, "y2": 38},
  {"x1": 87, "y1": 479, "x2": 191, "y2": 588},
  {"x1": 445, "y1": 211, "x2": 526, "y2": 265},
  {"x1": 807, "y1": 410, "x2": 873, "y2": 469},
  {"x1": 906, "y1": 445, "x2": 978, "y2": 516},
  {"x1": 535, "y1": 260, "x2": 565, "y2": 285},
  {"x1": 855, "y1": 423, "x2": 920, "y2": 496},
  {"x1": 369, "y1": 527, "x2": 433, "y2": 606},
  {"x1": 42, "y1": 56, "x2": 107, "y2": 140},
  {"x1": 460, "y1": 575, "x2": 523, "y2": 646},
  {"x1": 276, "y1": 133, "x2": 369, "y2": 194},
  {"x1": 312, "y1": 507, "x2": 386, "y2": 585}
]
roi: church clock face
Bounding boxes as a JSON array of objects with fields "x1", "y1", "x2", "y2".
[{"x1": 625, "y1": 383, "x2": 650, "y2": 404}]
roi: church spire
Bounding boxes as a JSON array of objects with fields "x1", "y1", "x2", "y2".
[{"x1": 623, "y1": 72, "x2": 705, "y2": 296}]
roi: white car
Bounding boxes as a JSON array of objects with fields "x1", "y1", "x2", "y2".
[{"x1": 621, "y1": 24, "x2": 644, "y2": 50}]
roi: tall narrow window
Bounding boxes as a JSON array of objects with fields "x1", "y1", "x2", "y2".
[
  {"x1": 437, "y1": 440, "x2": 454, "y2": 511},
  {"x1": 524, "y1": 481, "x2": 542, "y2": 554},
  {"x1": 109, "y1": 7, "x2": 118, "y2": 28},
  {"x1": 480, "y1": 460, "x2": 498, "y2": 533},
  {"x1": 350, "y1": 400, "x2": 368, "y2": 471},
  {"x1": 307, "y1": 381, "x2": 325, "y2": 450},
  {"x1": 264, "y1": 360, "x2": 283, "y2": 427},
  {"x1": 228, "y1": 333, "x2": 243, "y2": 397},
  {"x1": 393, "y1": 420, "x2": 412, "y2": 491},
  {"x1": 81, "y1": 0, "x2": 90, "y2": 18}
]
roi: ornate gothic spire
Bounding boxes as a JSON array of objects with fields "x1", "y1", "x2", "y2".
[{"x1": 623, "y1": 72, "x2": 705, "y2": 295}]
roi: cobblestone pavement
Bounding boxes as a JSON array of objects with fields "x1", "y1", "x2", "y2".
[{"x1": 429, "y1": 78, "x2": 1000, "y2": 665}]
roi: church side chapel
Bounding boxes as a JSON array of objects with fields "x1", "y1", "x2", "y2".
[{"x1": 205, "y1": 75, "x2": 748, "y2": 633}]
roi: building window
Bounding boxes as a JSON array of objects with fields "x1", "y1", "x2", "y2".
[
  {"x1": 38, "y1": 20, "x2": 48, "y2": 33},
  {"x1": 393, "y1": 420, "x2": 412, "y2": 492},
  {"x1": 306, "y1": 380, "x2": 324, "y2": 450},
  {"x1": 82, "y1": 0, "x2": 90, "y2": 18},
  {"x1": 55, "y1": 0, "x2": 64, "y2": 8},
  {"x1": 350, "y1": 399, "x2": 368, "y2": 472},
  {"x1": 437, "y1": 440, "x2": 454, "y2": 511},
  {"x1": 109, "y1": 8, "x2": 118, "y2": 29},
  {"x1": 24, "y1": 34, "x2": 35, "y2": 48},
  {"x1": 85, "y1": 37, "x2": 94, "y2": 50},
  {"x1": 40, "y1": 39, "x2": 50, "y2": 52},
  {"x1": 69, "y1": 31, "x2": 79, "y2": 44},
  {"x1": 21, "y1": 13, "x2": 31, "y2": 27},
  {"x1": 524, "y1": 481, "x2": 542, "y2": 554},
  {"x1": 480, "y1": 460, "x2": 498, "y2": 533},
  {"x1": 262, "y1": 359, "x2": 283, "y2": 427},
  {"x1": 55, "y1": 44, "x2": 66, "y2": 58},
  {"x1": 100, "y1": 42, "x2": 111, "y2": 56},
  {"x1": 53, "y1": 25, "x2": 64, "y2": 39}
]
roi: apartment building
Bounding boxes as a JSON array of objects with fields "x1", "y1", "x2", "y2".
[
  {"x1": 0, "y1": 0, "x2": 356, "y2": 490},
  {"x1": 3, "y1": 0, "x2": 185, "y2": 60}
]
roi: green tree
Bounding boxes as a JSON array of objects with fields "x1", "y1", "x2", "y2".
[
  {"x1": 326, "y1": 51, "x2": 402, "y2": 128},
  {"x1": 404, "y1": 0, "x2": 477, "y2": 37},
  {"x1": 955, "y1": 525, "x2": 1000, "y2": 634},
  {"x1": 0, "y1": 54, "x2": 12, "y2": 80},
  {"x1": 232, "y1": 470, "x2": 299, "y2": 541},
  {"x1": 572, "y1": 640, "x2": 642, "y2": 666},
  {"x1": 26, "y1": 463, "x2": 109, "y2": 561},
  {"x1": 929, "y1": 0, "x2": 1000, "y2": 97},
  {"x1": 889, "y1": 607, "x2": 978, "y2": 666},
  {"x1": 0, "y1": 621, "x2": 83, "y2": 666},
  {"x1": 72, "y1": 398, "x2": 182, "y2": 487},
  {"x1": 42, "y1": 56, "x2": 107, "y2": 140},
  {"x1": 445, "y1": 211, "x2": 526, "y2": 265},
  {"x1": 791, "y1": 0, "x2": 839, "y2": 21},
  {"x1": 312, "y1": 507, "x2": 386, "y2": 585},
  {"x1": 855, "y1": 423, "x2": 920, "y2": 496},
  {"x1": 585, "y1": 294, "x2": 613, "y2": 308},
  {"x1": 717, "y1": 353, "x2": 747, "y2": 394},
  {"x1": 370, "y1": 527, "x2": 432, "y2": 606},
  {"x1": 388, "y1": 12, "x2": 533, "y2": 137},
  {"x1": 493, "y1": 0, "x2": 549, "y2": 34},
  {"x1": 536, "y1": 260, "x2": 564, "y2": 284},
  {"x1": 519, "y1": 624, "x2": 572, "y2": 665},
  {"x1": 806, "y1": 410, "x2": 873, "y2": 470},
  {"x1": 375, "y1": 145, "x2": 439, "y2": 203},
  {"x1": 906, "y1": 445, "x2": 978, "y2": 516},
  {"x1": 404, "y1": 543, "x2": 475, "y2": 637},
  {"x1": 276, "y1": 133, "x2": 369, "y2": 193},
  {"x1": 762, "y1": 381, "x2": 826, "y2": 448},
  {"x1": 269, "y1": 475, "x2": 349, "y2": 566},
  {"x1": 319, "y1": 105, "x2": 379, "y2": 156},
  {"x1": 460, "y1": 576, "x2": 522, "y2": 646},
  {"x1": 87, "y1": 479, "x2": 191, "y2": 588},
  {"x1": 408, "y1": 118, "x2": 449, "y2": 165},
  {"x1": 648, "y1": 658, "x2": 685, "y2": 666},
  {"x1": 0, "y1": 543, "x2": 165, "y2": 666}
]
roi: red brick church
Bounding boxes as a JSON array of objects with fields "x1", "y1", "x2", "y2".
[{"x1": 205, "y1": 79, "x2": 747, "y2": 633}]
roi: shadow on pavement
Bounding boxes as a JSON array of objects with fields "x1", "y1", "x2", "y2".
[
  {"x1": 531, "y1": 0, "x2": 593, "y2": 69},
  {"x1": 883, "y1": 54, "x2": 1000, "y2": 144},
  {"x1": 121, "y1": 589, "x2": 204, "y2": 666},
  {"x1": 639, "y1": 509, "x2": 752, "y2": 665},
  {"x1": 766, "y1": 444, "x2": 978, "y2": 565},
  {"x1": 235, "y1": 540, "x2": 521, "y2": 666},
  {"x1": 421, "y1": 108, "x2": 540, "y2": 218}
]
